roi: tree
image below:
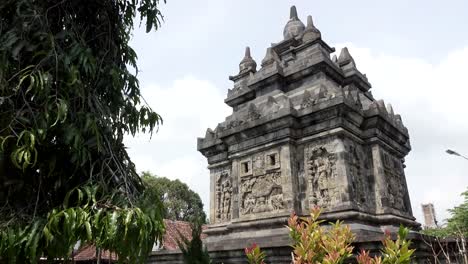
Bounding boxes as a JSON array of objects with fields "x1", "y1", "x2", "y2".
[
  {"x1": 141, "y1": 172, "x2": 207, "y2": 223},
  {"x1": 0, "y1": 0, "x2": 166, "y2": 263},
  {"x1": 446, "y1": 189, "x2": 468, "y2": 236},
  {"x1": 176, "y1": 217, "x2": 211, "y2": 264},
  {"x1": 422, "y1": 189, "x2": 468, "y2": 263}
]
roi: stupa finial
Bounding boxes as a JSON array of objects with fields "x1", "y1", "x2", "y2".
[
  {"x1": 302, "y1": 15, "x2": 321, "y2": 42},
  {"x1": 239, "y1": 46, "x2": 257, "y2": 74},
  {"x1": 290, "y1": 5, "x2": 298, "y2": 19},
  {"x1": 338, "y1": 47, "x2": 356, "y2": 67},
  {"x1": 245, "y1": 46, "x2": 251, "y2": 58},
  {"x1": 283, "y1": 6, "x2": 305, "y2": 39}
]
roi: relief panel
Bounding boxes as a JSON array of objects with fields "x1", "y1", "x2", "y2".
[
  {"x1": 305, "y1": 146, "x2": 339, "y2": 209},
  {"x1": 345, "y1": 140, "x2": 372, "y2": 209},
  {"x1": 381, "y1": 150, "x2": 409, "y2": 212},
  {"x1": 239, "y1": 149, "x2": 284, "y2": 216},
  {"x1": 213, "y1": 167, "x2": 232, "y2": 223}
]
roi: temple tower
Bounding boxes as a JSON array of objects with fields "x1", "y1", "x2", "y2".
[{"x1": 198, "y1": 6, "x2": 420, "y2": 263}]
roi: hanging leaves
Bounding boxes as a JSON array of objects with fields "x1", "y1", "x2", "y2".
[{"x1": 0, "y1": 0, "x2": 167, "y2": 262}]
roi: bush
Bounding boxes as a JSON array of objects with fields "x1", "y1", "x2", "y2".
[
  {"x1": 245, "y1": 207, "x2": 415, "y2": 264},
  {"x1": 245, "y1": 243, "x2": 266, "y2": 264}
]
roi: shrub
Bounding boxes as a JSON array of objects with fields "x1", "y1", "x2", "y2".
[
  {"x1": 245, "y1": 243, "x2": 266, "y2": 264},
  {"x1": 245, "y1": 207, "x2": 415, "y2": 264}
]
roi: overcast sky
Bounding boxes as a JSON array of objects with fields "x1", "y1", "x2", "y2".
[{"x1": 124, "y1": 0, "x2": 468, "y2": 224}]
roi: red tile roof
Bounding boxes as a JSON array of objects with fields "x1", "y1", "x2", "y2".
[
  {"x1": 73, "y1": 244, "x2": 118, "y2": 262},
  {"x1": 162, "y1": 219, "x2": 193, "y2": 250}
]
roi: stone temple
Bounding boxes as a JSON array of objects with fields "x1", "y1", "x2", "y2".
[{"x1": 197, "y1": 6, "x2": 423, "y2": 263}]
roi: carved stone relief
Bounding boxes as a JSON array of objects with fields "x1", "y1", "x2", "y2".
[
  {"x1": 347, "y1": 142, "x2": 369, "y2": 207},
  {"x1": 382, "y1": 151, "x2": 408, "y2": 212},
  {"x1": 247, "y1": 103, "x2": 261, "y2": 121},
  {"x1": 239, "y1": 149, "x2": 284, "y2": 216},
  {"x1": 240, "y1": 171, "x2": 283, "y2": 215},
  {"x1": 306, "y1": 147, "x2": 339, "y2": 208},
  {"x1": 215, "y1": 170, "x2": 232, "y2": 222}
]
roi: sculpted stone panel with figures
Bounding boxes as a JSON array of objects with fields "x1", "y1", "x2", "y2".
[
  {"x1": 239, "y1": 150, "x2": 284, "y2": 216},
  {"x1": 381, "y1": 150, "x2": 409, "y2": 212},
  {"x1": 345, "y1": 140, "x2": 372, "y2": 209},
  {"x1": 305, "y1": 145, "x2": 339, "y2": 209},
  {"x1": 213, "y1": 168, "x2": 233, "y2": 222}
]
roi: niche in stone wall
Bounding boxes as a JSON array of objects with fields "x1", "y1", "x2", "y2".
[{"x1": 239, "y1": 158, "x2": 252, "y2": 177}]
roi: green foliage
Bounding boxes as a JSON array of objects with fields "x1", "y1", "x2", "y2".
[
  {"x1": 0, "y1": 185, "x2": 165, "y2": 263},
  {"x1": 446, "y1": 189, "x2": 468, "y2": 236},
  {"x1": 0, "y1": 0, "x2": 167, "y2": 262},
  {"x1": 287, "y1": 207, "x2": 354, "y2": 264},
  {"x1": 245, "y1": 243, "x2": 266, "y2": 264},
  {"x1": 381, "y1": 226, "x2": 415, "y2": 264},
  {"x1": 423, "y1": 189, "x2": 468, "y2": 237},
  {"x1": 358, "y1": 226, "x2": 415, "y2": 264},
  {"x1": 284, "y1": 208, "x2": 415, "y2": 264},
  {"x1": 141, "y1": 172, "x2": 207, "y2": 223},
  {"x1": 176, "y1": 217, "x2": 211, "y2": 264}
]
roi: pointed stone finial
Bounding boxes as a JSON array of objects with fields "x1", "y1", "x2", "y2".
[
  {"x1": 261, "y1": 47, "x2": 280, "y2": 67},
  {"x1": 307, "y1": 15, "x2": 313, "y2": 27},
  {"x1": 376, "y1": 100, "x2": 387, "y2": 115},
  {"x1": 283, "y1": 6, "x2": 305, "y2": 39},
  {"x1": 290, "y1": 6, "x2": 298, "y2": 19},
  {"x1": 338, "y1": 47, "x2": 356, "y2": 67},
  {"x1": 205, "y1": 128, "x2": 215, "y2": 140},
  {"x1": 386, "y1": 103, "x2": 395, "y2": 116},
  {"x1": 245, "y1": 46, "x2": 251, "y2": 57},
  {"x1": 239, "y1": 46, "x2": 257, "y2": 74},
  {"x1": 332, "y1": 54, "x2": 338, "y2": 64},
  {"x1": 369, "y1": 101, "x2": 379, "y2": 110},
  {"x1": 395, "y1": 114, "x2": 403, "y2": 124},
  {"x1": 302, "y1": 15, "x2": 321, "y2": 42}
]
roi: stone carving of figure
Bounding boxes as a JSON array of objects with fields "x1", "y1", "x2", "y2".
[
  {"x1": 221, "y1": 179, "x2": 232, "y2": 220},
  {"x1": 215, "y1": 172, "x2": 232, "y2": 222},
  {"x1": 382, "y1": 154, "x2": 408, "y2": 212},
  {"x1": 308, "y1": 147, "x2": 336, "y2": 208},
  {"x1": 253, "y1": 197, "x2": 271, "y2": 213},
  {"x1": 242, "y1": 193, "x2": 256, "y2": 214},
  {"x1": 349, "y1": 145, "x2": 367, "y2": 205},
  {"x1": 271, "y1": 194, "x2": 284, "y2": 210}
]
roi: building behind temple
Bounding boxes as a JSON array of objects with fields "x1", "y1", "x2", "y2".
[
  {"x1": 195, "y1": 6, "x2": 430, "y2": 263},
  {"x1": 422, "y1": 203, "x2": 438, "y2": 228}
]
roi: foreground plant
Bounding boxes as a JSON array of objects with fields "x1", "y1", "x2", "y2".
[
  {"x1": 286, "y1": 207, "x2": 414, "y2": 264},
  {"x1": 357, "y1": 226, "x2": 415, "y2": 264},
  {"x1": 245, "y1": 243, "x2": 266, "y2": 264},
  {"x1": 287, "y1": 207, "x2": 354, "y2": 264},
  {"x1": 0, "y1": 0, "x2": 166, "y2": 262}
]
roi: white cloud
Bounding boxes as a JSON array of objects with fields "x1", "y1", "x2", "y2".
[
  {"x1": 124, "y1": 76, "x2": 231, "y2": 210},
  {"x1": 126, "y1": 46, "x2": 468, "y2": 225},
  {"x1": 335, "y1": 44, "x2": 468, "y2": 223}
]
